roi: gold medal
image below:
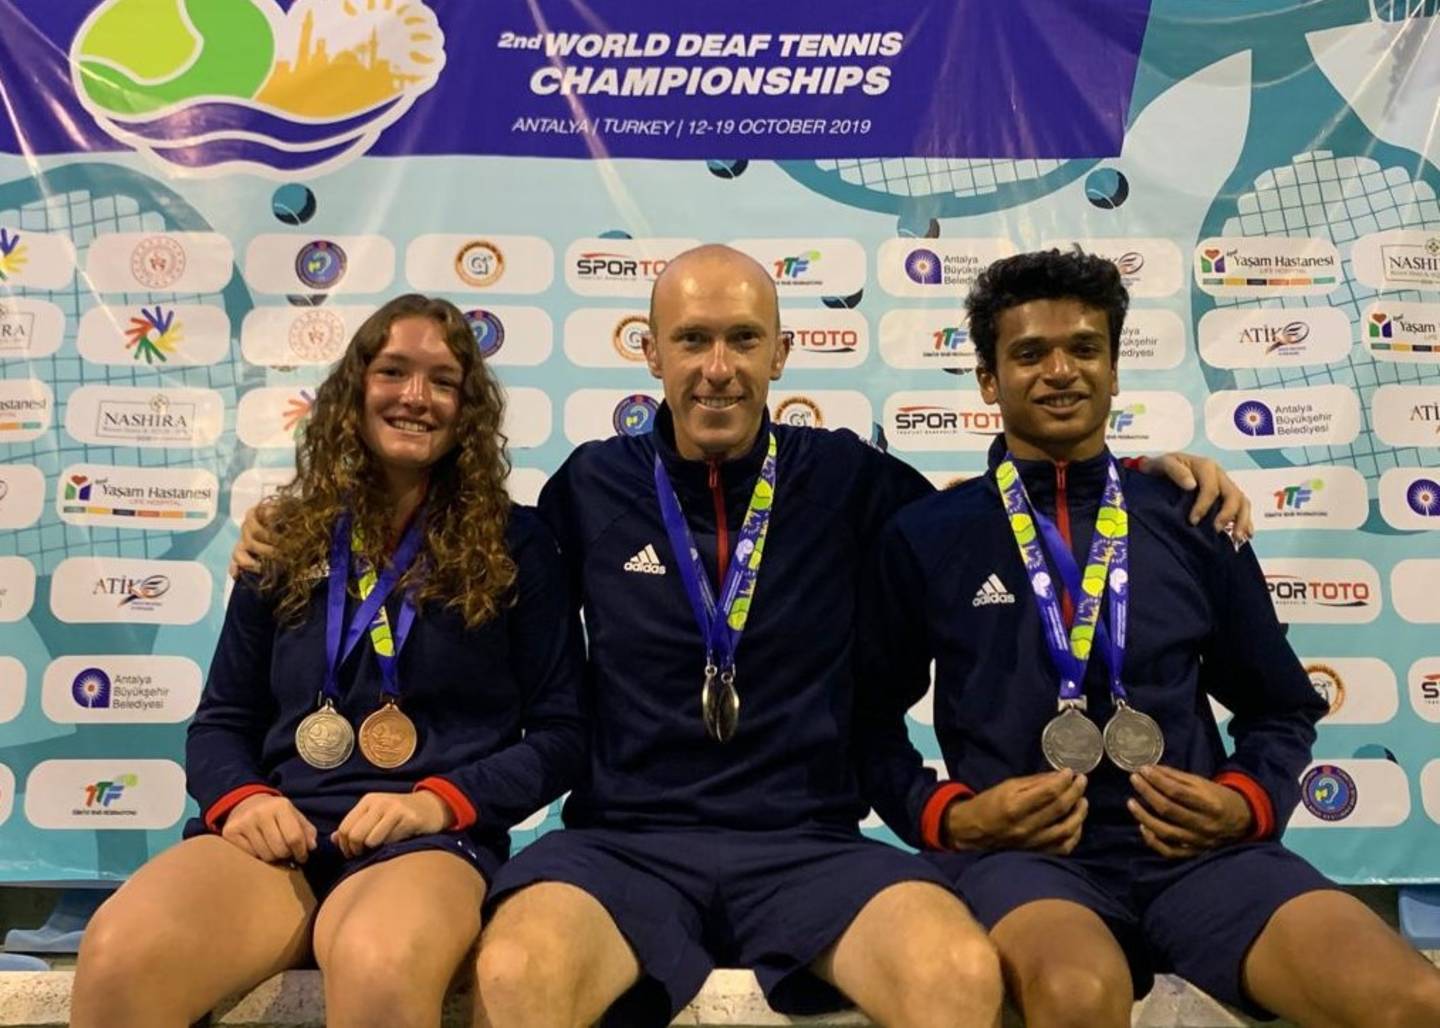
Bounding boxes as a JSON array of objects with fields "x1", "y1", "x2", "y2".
[
  {"x1": 358, "y1": 701, "x2": 418, "y2": 769},
  {"x1": 295, "y1": 701, "x2": 354, "y2": 769}
]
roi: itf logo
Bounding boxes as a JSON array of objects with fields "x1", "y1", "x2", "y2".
[
  {"x1": 1108, "y1": 404, "x2": 1145, "y2": 433},
  {"x1": 932, "y1": 327, "x2": 968, "y2": 351},
  {"x1": 124, "y1": 306, "x2": 182, "y2": 365},
  {"x1": 83, "y1": 774, "x2": 137, "y2": 809},
  {"x1": 69, "y1": 0, "x2": 446, "y2": 176},
  {"x1": 1233, "y1": 400, "x2": 1275, "y2": 437},
  {"x1": 72, "y1": 668, "x2": 112, "y2": 709},
  {"x1": 905, "y1": 248, "x2": 942, "y2": 285},
  {"x1": 1198, "y1": 248, "x2": 1226, "y2": 275},
  {"x1": 1300, "y1": 764, "x2": 1357, "y2": 822},
  {"x1": 774, "y1": 251, "x2": 820, "y2": 279},
  {"x1": 1408, "y1": 477, "x2": 1440, "y2": 518},
  {"x1": 1274, "y1": 479, "x2": 1322, "y2": 511},
  {"x1": 0, "y1": 229, "x2": 29, "y2": 282}
]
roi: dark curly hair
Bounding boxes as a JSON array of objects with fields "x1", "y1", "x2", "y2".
[
  {"x1": 965, "y1": 249, "x2": 1129, "y2": 372},
  {"x1": 259, "y1": 294, "x2": 516, "y2": 628}
]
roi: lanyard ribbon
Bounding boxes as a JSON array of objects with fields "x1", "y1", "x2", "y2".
[
  {"x1": 322, "y1": 511, "x2": 424, "y2": 703},
  {"x1": 996, "y1": 456, "x2": 1129, "y2": 704},
  {"x1": 653, "y1": 432, "x2": 778, "y2": 671}
]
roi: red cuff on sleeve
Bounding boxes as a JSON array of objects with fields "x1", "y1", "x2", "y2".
[
  {"x1": 204, "y1": 783, "x2": 281, "y2": 832},
  {"x1": 415, "y1": 777, "x2": 476, "y2": 831},
  {"x1": 920, "y1": 782, "x2": 975, "y2": 850},
  {"x1": 1119, "y1": 456, "x2": 1145, "y2": 471},
  {"x1": 1214, "y1": 770, "x2": 1274, "y2": 841}
]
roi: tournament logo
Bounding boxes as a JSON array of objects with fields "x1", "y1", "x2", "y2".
[
  {"x1": 1274, "y1": 478, "x2": 1322, "y2": 512},
  {"x1": 0, "y1": 229, "x2": 30, "y2": 282},
  {"x1": 69, "y1": 0, "x2": 446, "y2": 176},
  {"x1": 1301, "y1": 764, "x2": 1357, "y2": 822},
  {"x1": 288, "y1": 308, "x2": 346, "y2": 361},
  {"x1": 1407, "y1": 477, "x2": 1440, "y2": 518},
  {"x1": 904, "y1": 248, "x2": 942, "y2": 285},
  {"x1": 933, "y1": 326, "x2": 968, "y2": 353},
  {"x1": 295, "y1": 240, "x2": 347, "y2": 289},
  {"x1": 1108, "y1": 404, "x2": 1145, "y2": 433},
  {"x1": 465, "y1": 309, "x2": 505, "y2": 358},
  {"x1": 612, "y1": 394, "x2": 658, "y2": 437},
  {"x1": 129, "y1": 236, "x2": 186, "y2": 289},
  {"x1": 1305, "y1": 663, "x2": 1345, "y2": 717},
  {"x1": 1233, "y1": 400, "x2": 1275, "y2": 437},
  {"x1": 72, "y1": 668, "x2": 112, "y2": 710},
  {"x1": 774, "y1": 396, "x2": 824, "y2": 428},
  {"x1": 124, "y1": 306, "x2": 182, "y2": 365},
  {"x1": 773, "y1": 250, "x2": 822, "y2": 283},
  {"x1": 611, "y1": 315, "x2": 648, "y2": 362},
  {"x1": 456, "y1": 241, "x2": 505, "y2": 288}
]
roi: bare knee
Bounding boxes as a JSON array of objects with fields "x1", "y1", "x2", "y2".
[
  {"x1": 474, "y1": 931, "x2": 580, "y2": 1027},
  {"x1": 1373, "y1": 967, "x2": 1440, "y2": 1028},
  {"x1": 322, "y1": 930, "x2": 454, "y2": 1026},
  {"x1": 73, "y1": 903, "x2": 189, "y2": 1025},
  {"x1": 904, "y1": 931, "x2": 1003, "y2": 1010},
  {"x1": 1018, "y1": 962, "x2": 1130, "y2": 1028}
]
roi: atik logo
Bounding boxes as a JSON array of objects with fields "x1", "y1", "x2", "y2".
[{"x1": 94, "y1": 574, "x2": 171, "y2": 609}]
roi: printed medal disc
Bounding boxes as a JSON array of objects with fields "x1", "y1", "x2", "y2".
[
  {"x1": 1103, "y1": 705, "x2": 1165, "y2": 772},
  {"x1": 358, "y1": 704, "x2": 419, "y2": 769},
  {"x1": 295, "y1": 705, "x2": 355, "y2": 770},
  {"x1": 1041, "y1": 707, "x2": 1104, "y2": 773}
]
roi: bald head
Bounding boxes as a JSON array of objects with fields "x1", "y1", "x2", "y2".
[{"x1": 648, "y1": 244, "x2": 780, "y2": 337}]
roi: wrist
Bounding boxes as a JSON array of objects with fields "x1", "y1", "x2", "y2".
[
  {"x1": 942, "y1": 798, "x2": 987, "y2": 851},
  {"x1": 412, "y1": 789, "x2": 452, "y2": 831}
]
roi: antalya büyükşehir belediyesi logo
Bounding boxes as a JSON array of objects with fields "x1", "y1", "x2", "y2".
[{"x1": 69, "y1": 0, "x2": 446, "y2": 176}]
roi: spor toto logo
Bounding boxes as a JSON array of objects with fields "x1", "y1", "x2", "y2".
[
  {"x1": 1265, "y1": 574, "x2": 1370, "y2": 608},
  {"x1": 904, "y1": 248, "x2": 942, "y2": 285},
  {"x1": 72, "y1": 668, "x2": 112, "y2": 709},
  {"x1": 576, "y1": 252, "x2": 669, "y2": 281},
  {"x1": 456, "y1": 241, "x2": 504, "y2": 288},
  {"x1": 295, "y1": 240, "x2": 347, "y2": 289},
  {"x1": 1301, "y1": 764, "x2": 1357, "y2": 821},
  {"x1": 612, "y1": 394, "x2": 658, "y2": 436},
  {"x1": 465, "y1": 309, "x2": 505, "y2": 358},
  {"x1": 1407, "y1": 478, "x2": 1440, "y2": 517},
  {"x1": 1233, "y1": 400, "x2": 1275, "y2": 436}
]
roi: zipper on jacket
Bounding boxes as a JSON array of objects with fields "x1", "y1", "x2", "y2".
[
  {"x1": 1054, "y1": 460, "x2": 1074, "y2": 627},
  {"x1": 709, "y1": 459, "x2": 729, "y2": 586}
]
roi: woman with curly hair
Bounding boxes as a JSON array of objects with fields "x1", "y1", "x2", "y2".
[{"x1": 72, "y1": 294, "x2": 586, "y2": 1028}]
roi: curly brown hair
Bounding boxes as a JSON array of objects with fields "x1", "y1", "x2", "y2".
[{"x1": 259, "y1": 294, "x2": 516, "y2": 627}]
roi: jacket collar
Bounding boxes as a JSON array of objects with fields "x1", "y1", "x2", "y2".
[
  {"x1": 985, "y1": 434, "x2": 1113, "y2": 514},
  {"x1": 653, "y1": 401, "x2": 772, "y2": 491}
]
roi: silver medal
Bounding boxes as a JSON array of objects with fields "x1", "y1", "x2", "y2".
[
  {"x1": 295, "y1": 699, "x2": 354, "y2": 770},
  {"x1": 1041, "y1": 705, "x2": 1103, "y2": 773},
  {"x1": 1103, "y1": 701, "x2": 1165, "y2": 772}
]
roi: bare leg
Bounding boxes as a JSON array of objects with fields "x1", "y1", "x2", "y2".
[
  {"x1": 989, "y1": 899, "x2": 1133, "y2": 1028},
  {"x1": 71, "y1": 835, "x2": 315, "y2": 1028},
  {"x1": 312, "y1": 849, "x2": 487, "y2": 1028},
  {"x1": 813, "y1": 881, "x2": 1004, "y2": 1028},
  {"x1": 473, "y1": 882, "x2": 641, "y2": 1028},
  {"x1": 1243, "y1": 889, "x2": 1440, "y2": 1028}
]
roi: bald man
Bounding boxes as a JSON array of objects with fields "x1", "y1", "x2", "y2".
[{"x1": 467, "y1": 246, "x2": 1247, "y2": 1028}]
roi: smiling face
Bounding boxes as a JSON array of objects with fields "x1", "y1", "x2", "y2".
[
  {"x1": 644, "y1": 246, "x2": 790, "y2": 462},
  {"x1": 976, "y1": 297, "x2": 1118, "y2": 462},
  {"x1": 359, "y1": 315, "x2": 462, "y2": 486}
]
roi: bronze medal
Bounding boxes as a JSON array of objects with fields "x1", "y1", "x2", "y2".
[
  {"x1": 358, "y1": 701, "x2": 418, "y2": 769},
  {"x1": 295, "y1": 701, "x2": 354, "y2": 770}
]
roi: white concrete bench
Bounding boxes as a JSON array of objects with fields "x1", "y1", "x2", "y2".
[{"x1": 0, "y1": 967, "x2": 1267, "y2": 1027}]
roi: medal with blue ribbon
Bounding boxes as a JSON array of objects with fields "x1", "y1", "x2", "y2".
[
  {"x1": 293, "y1": 511, "x2": 425, "y2": 770},
  {"x1": 996, "y1": 456, "x2": 1164, "y2": 773},
  {"x1": 654, "y1": 433, "x2": 777, "y2": 743}
]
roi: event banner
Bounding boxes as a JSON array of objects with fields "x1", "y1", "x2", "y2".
[{"x1": 0, "y1": 0, "x2": 1437, "y2": 882}]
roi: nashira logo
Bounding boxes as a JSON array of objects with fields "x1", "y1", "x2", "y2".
[{"x1": 69, "y1": 0, "x2": 447, "y2": 176}]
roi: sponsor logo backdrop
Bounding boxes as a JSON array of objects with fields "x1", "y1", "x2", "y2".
[{"x1": 0, "y1": 0, "x2": 1437, "y2": 882}]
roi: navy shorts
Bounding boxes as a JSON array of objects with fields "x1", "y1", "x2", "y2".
[
  {"x1": 487, "y1": 825, "x2": 953, "y2": 1028},
  {"x1": 927, "y1": 842, "x2": 1334, "y2": 1018},
  {"x1": 183, "y1": 818, "x2": 502, "y2": 901}
]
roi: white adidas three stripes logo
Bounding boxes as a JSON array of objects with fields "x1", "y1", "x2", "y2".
[
  {"x1": 623, "y1": 544, "x2": 667, "y2": 575},
  {"x1": 972, "y1": 573, "x2": 1016, "y2": 607}
]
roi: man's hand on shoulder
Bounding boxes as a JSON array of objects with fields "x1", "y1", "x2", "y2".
[
  {"x1": 230, "y1": 501, "x2": 278, "y2": 579},
  {"x1": 1137, "y1": 453, "x2": 1253, "y2": 544}
]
